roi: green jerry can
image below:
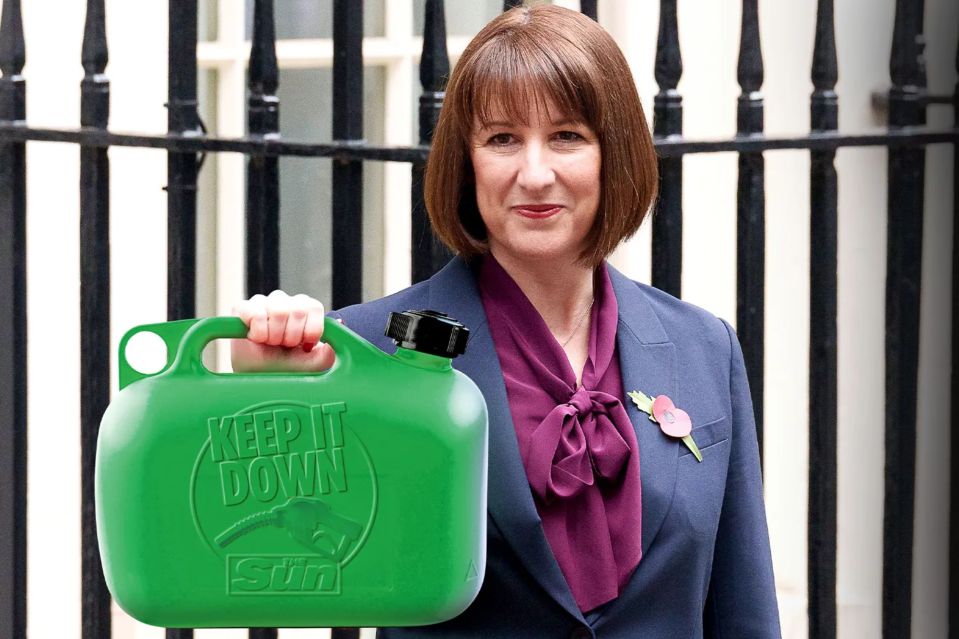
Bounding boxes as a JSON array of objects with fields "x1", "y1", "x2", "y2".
[{"x1": 96, "y1": 311, "x2": 488, "y2": 628}]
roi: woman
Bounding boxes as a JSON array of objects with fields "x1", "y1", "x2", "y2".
[{"x1": 233, "y1": 5, "x2": 781, "y2": 638}]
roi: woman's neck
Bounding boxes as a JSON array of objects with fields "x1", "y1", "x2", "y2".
[{"x1": 489, "y1": 249, "x2": 595, "y2": 336}]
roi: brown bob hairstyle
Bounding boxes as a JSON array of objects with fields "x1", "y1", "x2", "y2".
[{"x1": 424, "y1": 4, "x2": 659, "y2": 267}]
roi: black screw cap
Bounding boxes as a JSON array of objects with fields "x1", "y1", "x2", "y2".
[{"x1": 385, "y1": 310, "x2": 470, "y2": 358}]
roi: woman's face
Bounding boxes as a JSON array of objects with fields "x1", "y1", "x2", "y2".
[{"x1": 469, "y1": 99, "x2": 601, "y2": 267}]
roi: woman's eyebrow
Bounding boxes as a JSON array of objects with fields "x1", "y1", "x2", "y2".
[{"x1": 476, "y1": 118, "x2": 581, "y2": 130}]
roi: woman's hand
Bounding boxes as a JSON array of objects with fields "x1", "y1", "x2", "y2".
[{"x1": 231, "y1": 290, "x2": 337, "y2": 372}]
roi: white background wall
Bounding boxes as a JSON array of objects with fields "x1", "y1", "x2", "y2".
[{"x1": 13, "y1": 0, "x2": 957, "y2": 637}]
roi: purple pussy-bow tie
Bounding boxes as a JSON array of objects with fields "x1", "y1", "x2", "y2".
[{"x1": 524, "y1": 386, "x2": 634, "y2": 504}]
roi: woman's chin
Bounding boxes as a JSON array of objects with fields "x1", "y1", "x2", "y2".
[{"x1": 491, "y1": 239, "x2": 585, "y2": 267}]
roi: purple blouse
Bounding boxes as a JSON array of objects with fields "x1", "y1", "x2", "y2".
[{"x1": 478, "y1": 255, "x2": 643, "y2": 612}]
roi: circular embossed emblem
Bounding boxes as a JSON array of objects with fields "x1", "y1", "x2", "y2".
[{"x1": 190, "y1": 400, "x2": 377, "y2": 595}]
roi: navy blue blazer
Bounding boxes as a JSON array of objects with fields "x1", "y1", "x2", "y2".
[{"x1": 332, "y1": 257, "x2": 781, "y2": 639}]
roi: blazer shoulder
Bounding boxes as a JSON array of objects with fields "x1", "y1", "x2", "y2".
[
  {"x1": 620, "y1": 278, "x2": 733, "y2": 362},
  {"x1": 328, "y1": 280, "x2": 431, "y2": 351}
]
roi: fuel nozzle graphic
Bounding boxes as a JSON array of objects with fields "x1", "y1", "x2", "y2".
[{"x1": 215, "y1": 497, "x2": 364, "y2": 562}]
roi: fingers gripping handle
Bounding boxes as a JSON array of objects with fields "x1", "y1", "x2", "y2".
[{"x1": 168, "y1": 315, "x2": 362, "y2": 375}]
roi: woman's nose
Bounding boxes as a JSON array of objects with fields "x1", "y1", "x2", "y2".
[{"x1": 516, "y1": 144, "x2": 555, "y2": 190}]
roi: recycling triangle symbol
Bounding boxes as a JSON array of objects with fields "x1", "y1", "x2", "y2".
[{"x1": 465, "y1": 559, "x2": 478, "y2": 581}]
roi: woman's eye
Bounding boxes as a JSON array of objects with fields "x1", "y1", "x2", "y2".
[
  {"x1": 488, "y1": 133, "x2": 515, "y2": 146},
  {"x1": 555, "y1": 130, "x2": 585, "y2": 142}
]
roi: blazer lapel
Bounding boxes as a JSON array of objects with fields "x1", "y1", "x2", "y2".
[
  {"x1": 607, "y1": 266, "x2": 679, "y2": 558},
  {"x1": 427, "y1": 258, "x2": 585, "y2": 622}
]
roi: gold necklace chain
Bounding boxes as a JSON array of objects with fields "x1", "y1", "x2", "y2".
[{"x1": 560, "y1": 297, "x2": 594, "y2": 348}]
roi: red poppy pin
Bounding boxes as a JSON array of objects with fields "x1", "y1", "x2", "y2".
[{"x1": 627, "y1": 390, "x2": 703, "y2": 462}]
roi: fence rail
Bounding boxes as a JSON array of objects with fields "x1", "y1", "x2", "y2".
[
  {"x1": 0, "y1": 0, "x2": 957, "y2": 638},
  {"x1": 2, "y1": 122, "x2": 955, "y2": 157}
]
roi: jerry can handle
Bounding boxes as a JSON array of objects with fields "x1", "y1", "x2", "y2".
[{"x1": 167, "y1": 315, "x2": 370, "y2": 376}]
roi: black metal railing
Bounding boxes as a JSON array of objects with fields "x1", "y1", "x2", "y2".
[
  {"x1": 807, "y1": 1, "x2": 839, "y2": 637},
  {"x1": 246, "y1": 0, "x2": 280, "y2": 304},
  {"x1": 651, "y1": 0, "x2": 682, "y2": 299},
  {"x1": 735, "y1": 0, "x2": 766, "y2": 467},
  {"x1": 79, "y1": 2, "x2": 112, "y2": 637},
  {"x1": 166, "y1": 0, "x2": 199, "y2": 625},
  {"x1": 412, "y1": 0, "x2": 452, "y2": 284},
  {"x1": 883, "y1": 3, "x2": 929, "y2": 638},
  {"x1": 0, "y1": 1, "x2": 956, "y2": 638},
  {"x1": 0, "y1": 1, "x2": 26, "y2": 638},
  {"x1": 951, "y1": 33, "x2": 958, "y2": 637},
  {"x1": 330, "y1": 0, "x2": 364, "y2": 309}
]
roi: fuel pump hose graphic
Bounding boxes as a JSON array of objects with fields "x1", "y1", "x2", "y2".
[{"x1": 215, "y1": 497, "x2": 364, "y2": 562}]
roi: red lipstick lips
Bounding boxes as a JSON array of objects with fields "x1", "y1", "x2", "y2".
[{"x1": 514, "y1": 204, "x2": 562, "y2": 219}]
